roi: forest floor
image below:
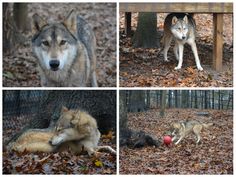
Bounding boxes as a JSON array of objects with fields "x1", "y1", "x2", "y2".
[
  {"x1": 3, "y1": 3, "x2": 116, "y2": 87},
  {"x1": 120, "y1": 108, "x2": 233, "y2": 174},
  {"x1": 119, "y1": 13, "x2": 233, "y2": 87},
  {"x1": 3, "y1": 117, "x2": 116, "y2": 174}
]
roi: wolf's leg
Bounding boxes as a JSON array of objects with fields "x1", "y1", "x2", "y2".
[
  {"x1": 189, "y1": 41, "x2": 203, "y2": 71},
  {"x1": 173, "y1": 43, "x2": 179, "y2": 60},
  {"x1": 193, "y1": 126, "x2": 202, "y2": 144},
  {"x1": 81, "y1": 141, "x2": 96, "y2": 156},
  {"x1": 97, "y1": 146, "x2": 116, "y2": 155},
  {"x1": 172, "y1": 135, "x2": 177, "y2": 142},
  {"x1": 174, "y1": 43, "x2": 184, "y2": 70},
  {"x1": 163, "y1": 35, "x2": 172, "y2": 62},
  {"x1": 175, "y1": 136, "x2": 183, "y2": 145},
  {"x1": 50, "y1": 128, "x2": 86, "y2": 146},
  {"x1": 91, "y1": 71, "x2": 98, "y2": 87}
]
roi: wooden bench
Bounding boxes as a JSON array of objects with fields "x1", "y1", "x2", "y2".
[{"x1": 120, "y1": 3, "x2": 233, "y2": 71}]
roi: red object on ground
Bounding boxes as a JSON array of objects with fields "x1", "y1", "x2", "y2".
[{"x1": 163, "y1": 135, "x2": 172, "y2": 145}]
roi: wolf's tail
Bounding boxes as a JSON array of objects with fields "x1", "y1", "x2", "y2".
[
  {"x1": 97, "y1": 146, "x2": 116, "y2": 155},
  {"x1": 202, "y1": 123, "x2": 214, "y2": 129}
]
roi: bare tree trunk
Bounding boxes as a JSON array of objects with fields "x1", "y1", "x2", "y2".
[
  {"x1": 129, "y1": 90, "x2": 146, "y2": 112},
  {"x1": 132, "y1": 12, "x2": 160, "y2": 48},
  {"x1": 174, "y1": 90, "x2": 178, "y2": 108},
  {"x1": 13, "y1": 3, "x2": 29, "y2": 32},
  {"x1": 212, "y1": 90, "x2": 215, "y2": 109},
  {"x1": 3, "y1": 3, "x2": 15, "y2": 54},
  {"x1": 120, "y1": 90, "x2": 128, "y2": 130},
  {"x1": 160, "y1": 90, "x2": 166, "y2": 117}
]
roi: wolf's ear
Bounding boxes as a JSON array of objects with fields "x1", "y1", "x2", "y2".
[
  {"x1": 183, "y1": 15, "x2": 188, "y2": 24},
  {"x1": 172, "y1": 16, "x2": 178, "y2": 25},
  {"x1": 32, "y1": 13, "x2": 47, "y2": 33},
  {"x1": 63, "y1": 10, "x2": 77, "y2": 37},
  {"x1": 61, "y1": 106, "x2": 69, "y2": 112}
]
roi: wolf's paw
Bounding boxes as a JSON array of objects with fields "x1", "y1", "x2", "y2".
[
  {"x1": 197, "y1": 66, "x2": 203, "y2": 71},
  {"x1": 50, "y1": 136, "x2": 64, "y2": 145},
  {"x1": 164, "y1": 59, "x2": 170, "y2": 62},
  {"x1": 174, "y1": 66, "x2": 181, "y2": 70}
]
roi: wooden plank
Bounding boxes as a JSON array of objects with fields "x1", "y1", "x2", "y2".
[
  {"x1": 125, "y1": 12, "x2": 132, "y2": 36},
  {"x1": 213, "y1": 13, "x2": 223, "y2": 71},
  {"x1": 120, "y1": 3, "x2": 233, "y2": 13}
]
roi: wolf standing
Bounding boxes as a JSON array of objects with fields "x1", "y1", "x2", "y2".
[
  {"x1": 170, "y1": 120, "x2": 213, "y2": 145},
  {"x1": 162, "y1": 13, "x2": 203, "y2": 71},
  {"x1": 32, "y1": 10, "x2": 98, "y2": 87}
]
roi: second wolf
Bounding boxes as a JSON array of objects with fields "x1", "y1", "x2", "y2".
[
  {"x1": 170, "y1": 120, "x2": 213, "y2": 145},
  {"x1": 32, "y1": 10, "x2": 98, "y2": 87},
  {"x1": 162, "y1": 13, "x2": 203, "y2": 71}
]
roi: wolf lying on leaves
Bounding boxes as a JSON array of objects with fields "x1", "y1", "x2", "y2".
[{"x1": 8, "y1": 107, "x2": 116, "y2": 156}]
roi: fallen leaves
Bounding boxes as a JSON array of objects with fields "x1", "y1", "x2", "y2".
[
  {"x1": 119, "y1": 13, "x2": 233, "y2": 87},
  {"x1": 120, "y1": 109, "x2": 233, "y2": 174},
  {"x1": 3, "y1": 132, "x2": 116, "y2": 174}
]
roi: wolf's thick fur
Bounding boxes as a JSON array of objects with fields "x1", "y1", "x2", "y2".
[
  {"x1": 8, "y1": 107, "x2": 116, "y2": 156},
  {"x1": 51, "y1": 106, "x2": 116, "y2": 156},
  {"x1": 32, "y1": 10, "x2": 98, "y2": 87},
  {"x1": 7, "y1": 129, "x2": 79, "y2": 153},
  {"x1": 170, "y1": 120, "x2": 213, "y2": 145},
  {"x1": 162, "y1": 13, "x2": 203, "y2": 71}
]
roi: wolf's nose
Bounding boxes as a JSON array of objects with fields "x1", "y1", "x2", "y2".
[
  {"x1": 182, "y1": 36, "x2": 186, "y2": 40},
  {"x1": 49, "y1": 60, "x2": 60, "y2": 70}
]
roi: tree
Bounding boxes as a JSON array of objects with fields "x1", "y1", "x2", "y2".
[
  {"x1": 132, "y1": 12, "x2": 160, "y2": 48},
  {"x1": 146, "y1": 90, "x2": 150, "y2": 109},
  {"x1": 128, "y1": 90, "x2": 146, "y2": 112},
  {"x1": 160, "y1": 90, "x2": 166, "y2": 117},
  {"x1": 204, "y1": 91, "x2": 208, "y2": 109},
  {"x1": 3, "y1": 3, "x2": 28, "y2": 54},
  {"x1": 174, "y1": 90, "x2": 178, "y2": 108},
  {"x1": 3, "y1": 3, "x2": 14, "y2": 54},
  {"x1": 13, "y1": 3, "x2": 29, "y2": 32},
  {"x1": 120, "y1": 90, "x2": 128, "y2": 130},
  {"x1": 182, "y1": 90, "x2": 189, "y2": 108},
  {"x1": 212, "y1": 90, "x2": 215, "y2": 109}
]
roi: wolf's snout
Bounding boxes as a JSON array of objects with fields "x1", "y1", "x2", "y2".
[
  {"x1": 182, "y1": 36, "x2": 186, "y2": 40},
  {"x1": 49, "y1": 60, "x2": 60, "y2": 71}
]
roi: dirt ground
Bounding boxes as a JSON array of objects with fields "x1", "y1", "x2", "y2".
[
  {"x1": 3, "y1": 3, "x2": 117, "y2": 87},
  {"x1": 120, "y1": 109, "x2": 233, "y2": 174},
  {"x1": 119, "y1": 13, "x2": 233, "y2": 87}
]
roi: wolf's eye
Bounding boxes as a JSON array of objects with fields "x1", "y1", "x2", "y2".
[
  {"x1": 60, "y1": 40, "x2": 67, "y2": 46},
  {"x1": 178, "y1": 27, "x2": 181, "y2": 31},
  {"x1": 42, "y1": 41, "x2": 50, "y2": 46}
]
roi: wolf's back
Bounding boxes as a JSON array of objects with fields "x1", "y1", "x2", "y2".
[{"x1": 7, "y1": 129, "x2": 55, "y2": 152}]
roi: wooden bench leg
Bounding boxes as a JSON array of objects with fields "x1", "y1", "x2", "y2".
[
  {"x1": 125, "y1": 12, "x2": 132, "y2": 36},
  {"x1": 213, "y1": 13, "x2": 223, "y2": 71}
]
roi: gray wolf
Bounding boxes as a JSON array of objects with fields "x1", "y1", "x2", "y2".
[
  {"x1": 32, "y1": 10, "x2": 98, "y2": 87},
  {"x1": 8, "y1": 107, "x2": 116, "y2": 156},
  {"x1": 7, "y1": 128, "x2": 79, "y2": 153},
  {"x1": 162, "y1": 13, "x2": 203, "y2": 71},
  {"x1": 170, "y1": 120, "x2": 213, "y2": 145}
]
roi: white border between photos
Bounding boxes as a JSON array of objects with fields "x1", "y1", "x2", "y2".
[{"x1": 0, "y1": 0, "x2": 235, "y2": 176}]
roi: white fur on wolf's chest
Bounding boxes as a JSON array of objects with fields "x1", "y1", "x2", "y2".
[{"x1": 163, "y1": 13, "x2": 203, "y2": 71}]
